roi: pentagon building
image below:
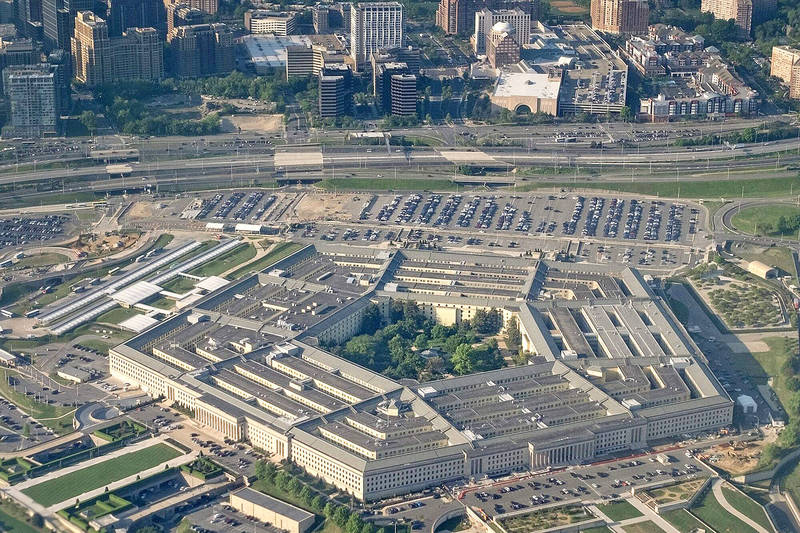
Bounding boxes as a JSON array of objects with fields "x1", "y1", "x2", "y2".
[{"x1": 110, "y1": 244, "x2": 732, "y2": 500}]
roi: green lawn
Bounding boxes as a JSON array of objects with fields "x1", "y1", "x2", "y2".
[
  {"x1": 188, "y1": 243, "x2": 256, "y2": 277},
  {"x1": 690, "y1": 487, "x2": 758, "y2": 533},
  {"x1": 153, "y1": 233, "x2": 175, "y2": 249},
  {"x1": 21, "y1": 443, "x2": 182, "y2": 507},
  {"x1": 0, "y1": 505, "x2": 41, "y2": 533},
  {"x1": 14, "y1": 253, "x2": 69, "y2": 269},
  {"x1": 662, "y1": 509, "x2": 708, "y2": 532},
  {"x1": 0, "y1": 191, "x2": 105, "y2": 210},
  {"x1": 160, "y1": 276, "x2": 199, "y2": 293},
  {"x1": 0, "y1": 369, "x2": 75, "y2": 434},
  {"x1": 621, "y1": 521, "x2": 664, "y2": 533},
  {"x1": 227, "y1": 242, "x2": 303, "y2": 279},
  {"x1": 517, "y1": 175, "x2": 800, "y2": 199},
  {"x1": 731, "y1": 336, "x2": 795, "y2": 415},
  {"x1": 77, "y1": 339, "x2": 113, "y2": 356},
  {"x1": 721, "y1": 486, "x2": 775, "y2": 532},
  {"x1": 596, "y1": 501, "x2": 643, "y2": 521},
  {"x1": 780, "y1": 458, "x2": 800, "y2": 515},
  {"x1": 734, "y1": 244, "x2": 798, "y2": 282},
  {"x1": 317, "y1": 177, "x2": 459, "y2": 191},
  {"x1": 731, "y1": 204, "x2": 800, "y2": 239},
  {"x1": 95, "y1": 306, "x2": 140, "y2": 325}
]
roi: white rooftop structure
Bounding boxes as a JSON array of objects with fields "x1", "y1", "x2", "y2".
[
  {"x1": 0, "y1": 348, "x2": 16, "y2": 366},
  {"x1": 493, "y1": 70, "x2": 561, "y2": 99},
  {"x1": 197, "y1": 276, "x2": 230, "y2": 292},
  {"x1": 736, "y1": 394, "x2": 757, "y2": 414},
  {"x1": 111, "y1": 281, "x2": 162, "y2": 306},
  {"x1": 119, "y1": 314, "x2": 160, "y2": 333},
  {"x1": 241, "y1": 34, "x2": 313, "y2": 73}
]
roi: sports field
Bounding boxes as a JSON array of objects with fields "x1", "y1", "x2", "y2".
[{"x1": 22, "y1": 443, "x2": 181, "y2": 507}]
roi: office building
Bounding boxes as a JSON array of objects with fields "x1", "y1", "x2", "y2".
[
  {"x1": 349, "y1": 2, "x2": 403, "y2": 67},
  {"x1": 166, "y1": 22, "x2": 232, "y2": 77},
  {"x1": 71, "y1": 11, "x2": 162, "y2": 85},
  {"x1": 373, "y1": 60, "x2": 407, "y2": 110},
  {"x1": 285, "y1": 44, "x2": 313, "y2": 78},
  {"x1": 312, "y1": 5, "x2": 328, "y2": 33},
  {"x1": 437, "y1": 0, "x2": 537, "y2": 36},
  {"x1": 166, "y1": 3, "x2": 203, "y2": 33},
  {"x1": 244, "y1": 10, "x2": 296, "y2": 35},
  {"x1": 771, "y1": 46, "x2": 800, "y2": 100},
  {"x1": 591, "y1": 0, "x2": 648, "y2": 34},
  {"x1": 110, "y1": 245, "x2": 733, "y2": 502},
  {"x1": 3, "y1": 63, "x2": 58, "y2": 137},
  {"x1": 486, "y1": 21, "x2": 519, "y2": 68},
  {"x1": 318, "y1": 63, "x2": 352, "y2": 117},
  {"x1": 390, "y1": 73, "x2": 416, "y2": 115},
  {"x1": 43, "y1": 0, "x2": 94, "y2": 49},
  {"x1": 473, "y1": 7, "x2": 528, "y2": 54},
  {"x1": 105, "y1": 0, "x2": 163, "y2": 36},
  {"x1": 47, "y1": 48, "x2": 70, "y2": 111},
  {"x1": 229, "y1": 489, "x2": 314, "y2": 533},
  {"x1": 700, "y1": 0, "x2": 751, "y2": 37},
  {"x1": 187, "y1": 0, "x2": 215, "y2": 14}
]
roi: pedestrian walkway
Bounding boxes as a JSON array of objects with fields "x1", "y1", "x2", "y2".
[{"x1": 712, "y1": 478, "x2": 771, "y2": 533}]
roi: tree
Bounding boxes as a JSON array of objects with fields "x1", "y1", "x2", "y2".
[
  {"x1": 360, "y1": 303, "x2": 383, "y2": 335},
  {"x1": 619, "y1": 106, "x2": 633, "y2": 122},
  {"x1": 506, "y1": 317, "x2": 522, "y2": 352},
  {"x1": 333, "y1": 506, "x2": 351, "y2": 527},
  {"x1": 345, "y1": 513, "x2": 363, "y2": 533},
  {"x1": 324, "y1": 503, "x2": 338, "y2": 520},
  {"x1": 311, "y1": 495, "x2": 326, "y2": 513},
  {"x1": 360, "y1": 523, "x2": 376, "y2": 533},
  {"x1": 452, "y1": 343, "x2": 474, "y2": 375},
  {"x1": 31, "y1": 513, "x2": 44, "y2": 528},
  {"x1": 79, "y1": 110, "x2": 98, "y2": 135},
  {"x1": 414, "y1": 333, "x2": 429, "y2": 350},
  {"x1": 299, "y1": 486, "x2": 314, "y2": 503},
  {"x1": 176, "y1": 518, "x2": 193, "y2": 533},
  {"x1": 287, "y1": 477, "x2": 303, "y2": 495}
]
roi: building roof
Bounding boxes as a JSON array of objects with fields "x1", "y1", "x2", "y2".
[
  {"x1": 111, "y1": 281, "x2": 162, "y2": 306},
  {"x1": 119, "y1": 314, "x2": 160, "y2": 333},
  {"x1": 231, "y1": 488, "x2": 314, "y2": 522},
  {"x1": 493, "y1": 70, "x2": 560, "y2": 99}
]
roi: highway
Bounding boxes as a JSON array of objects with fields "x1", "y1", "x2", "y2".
[{"x1": 1, "y1": 135, "x2": 799, "y2": 189}]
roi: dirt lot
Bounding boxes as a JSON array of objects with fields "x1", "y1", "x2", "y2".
[
  {"x1": 550, "y1": 0, "x2": 587, "y2": 13},
  {"x1": 702, "y1": 429, "x2": 779, "y2": 475},
  {"x1": 221, "y1": 115, "x2": 283, "y2": 133},
  {"x1": 128, "y1": 202, "x2": 154, "y2": 219},
  {"x1": 295, "y1": 193, "x2": 360, "y2": 221},
  {"x1": 72, "y1": 231, "x2": 142, "y2": 258}
]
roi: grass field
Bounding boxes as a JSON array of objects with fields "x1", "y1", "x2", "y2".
[
  {"x1": 730, "y1": 336, "x2": 794, "y2": 416},
  {"x1": 0, "y1": 505, "x2": 40, "y2": 533},
  {"x1": 733, "y1": 244, "x2": 798, "y2": 282},
  {"x1": 596, "y1": 501, "x2": 643, "y2": 521},
  {"x1": 0, "y1": 191, "x2": 105, "y2": 210},
  {"x1": 662, "y1": 509, "x2": 708, "y2": 532},
  {"x1": 517, "y1": 175, "x2": 800, "y2": 199},
  {"x1": 0, "y1": 369, "x2": 74, "y2": 434},
  {"x1": 77, "y1": 339, "x2": 113, "y2": 356},
  {"x1": 499, "y1": 505, "x2": 591, "y2": 532},
  {"x1": 780, "y1": 459, "x2": 800, "y2": 515},
  {"x1": 621, "y1": 521, "x2": 664, "y2": 533},
  {"x1": 227, "y1": 242, "x2": 304, "y2": 279},
  {"x1": 646, "y1": 478, "x2": 707, "y2": 504},
  {"x1": 160, "y1": 276, "x2": 198, "y2": 293},
  {"x1": 721, "y1": 486, "x2": 775, "y2": 532},
  {"x1": 188, "y1": 243, "x2": 256, "y2": 277},
  {"x1": 95, "y1": 306, "x2": 140, "y2": 325},
  {"x1": 14, "y1": 253, "x2": 69, "y2": 269},
  {"x1": 317, "y1": 177, "x2": 459, "y2": 191},
  {"x1": 690, "y1": 486, "x2": 758, "y2": 533},
  {"x1": 731, "y1": 204, "x2": 800, "y2": 238},
  {"x1": 22, "y1": 443, "x2": 181, "y2": 507}
]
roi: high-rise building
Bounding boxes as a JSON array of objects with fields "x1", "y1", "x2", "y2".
[
  {"x1": 188, "y1": 0, "x2": 215, "y2": 14},
  {"x1": 244, "y1": 10, "x2": 296, "y2": 35},
  {"x1": 436, "y1": 0, "x2": 537, "y2": 36},
  {"x1": 111, "y1": 26, "x2": 162, "y2": 80},
  {"x1": 286, "y1": 44, "x2": 313, "y2": 78},
  {"x1": 374, "y1": 60, "x2": 408, "y2": 109},
  {"x1": 390, "y1": 73, "x2": 416, "y2": 116},
  {"x1": 70, "y1": 10, "x2": 111, "y2": 85},
  {"x1": 771, "y1": 46, "x2": 800, "y2": 100},
  {"x1": 105, "y1": 0, "x2": 164, "y2": 36},
  {"x1": 71, "y1": 11, "x2": 162, "y2": 85},
  {"x1": 43, "y1": 0, "x2": 94, "y2": 49},
  {"x1": 3, "y1": 63, "x2": 58, "y2": 136},
  {"x1": 318, "y1": 63, "x2": 351, "y2": 117},
  {"x1": 473, "y1": 7, "x2": 528, "y2": 54},
  {"x1": 349, "y1": 2, "x2": 403, "y2": 67},
  {"x1": 166, "y1": 3, "x2": 203, "y2": 33},
  {"x1": 166, "y1": 22, "x2": 232, "y2": 77},
  {"x1": 312, "y1": 5, "x2": 328, "y2": 34},
  {"x1": 700, "y1": 0, "x2": 751, "y2": 37},
  {"x1": 590, "y1": 0, "x2": 648, "y2": 34},
  {"x1": 485, "y1": 21, "x2": 519, "y2": 68},
  {"x1": 47, "y1": 48, "x2": 69, "y2": 111}
]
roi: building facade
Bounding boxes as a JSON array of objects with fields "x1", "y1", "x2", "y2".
[
  {"x1": 473, "y1": 8, "x2": 528, "y2": 54},
  {"x1": 590, "y1": 0, "x2": 648, "y2": 35},
  {"x1": 244, "y1": 10, "x2": 297, "y2": 35},
  {"x1": 349, "y1": 2, "x2": 403, "y2": 67},
  {"x1": 318, "y1": 64, "x2": 352, "y2": 118},
  {"x1": 166, "y1": 22, "x2": 233, "y2": 77},
  {"x1": 486, "y1": 21, "x2": 520, "y2": 68},
  {"x1": 700, "y1": 0, "x2": 751, "y2": 37},
  {"x1": 771, "y1": 45, "x2": 800, "y2": 100},
  {"x1": 390, "y1": 73, "x2": 416, "y2": 115},
  {"x1": 3, "y1": 63, "x2": 58, "y2": 136}
]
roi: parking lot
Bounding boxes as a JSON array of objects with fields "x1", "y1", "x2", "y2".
[
  {"x1": 455, "y1": 451, "x2": 706, "y2": 520},
  {"x1": 183, "y1": 499, "x2": 283, "y2": 533},
  {"x1": 0, "y1": 215, "x2": 68, "y2": 250}
]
